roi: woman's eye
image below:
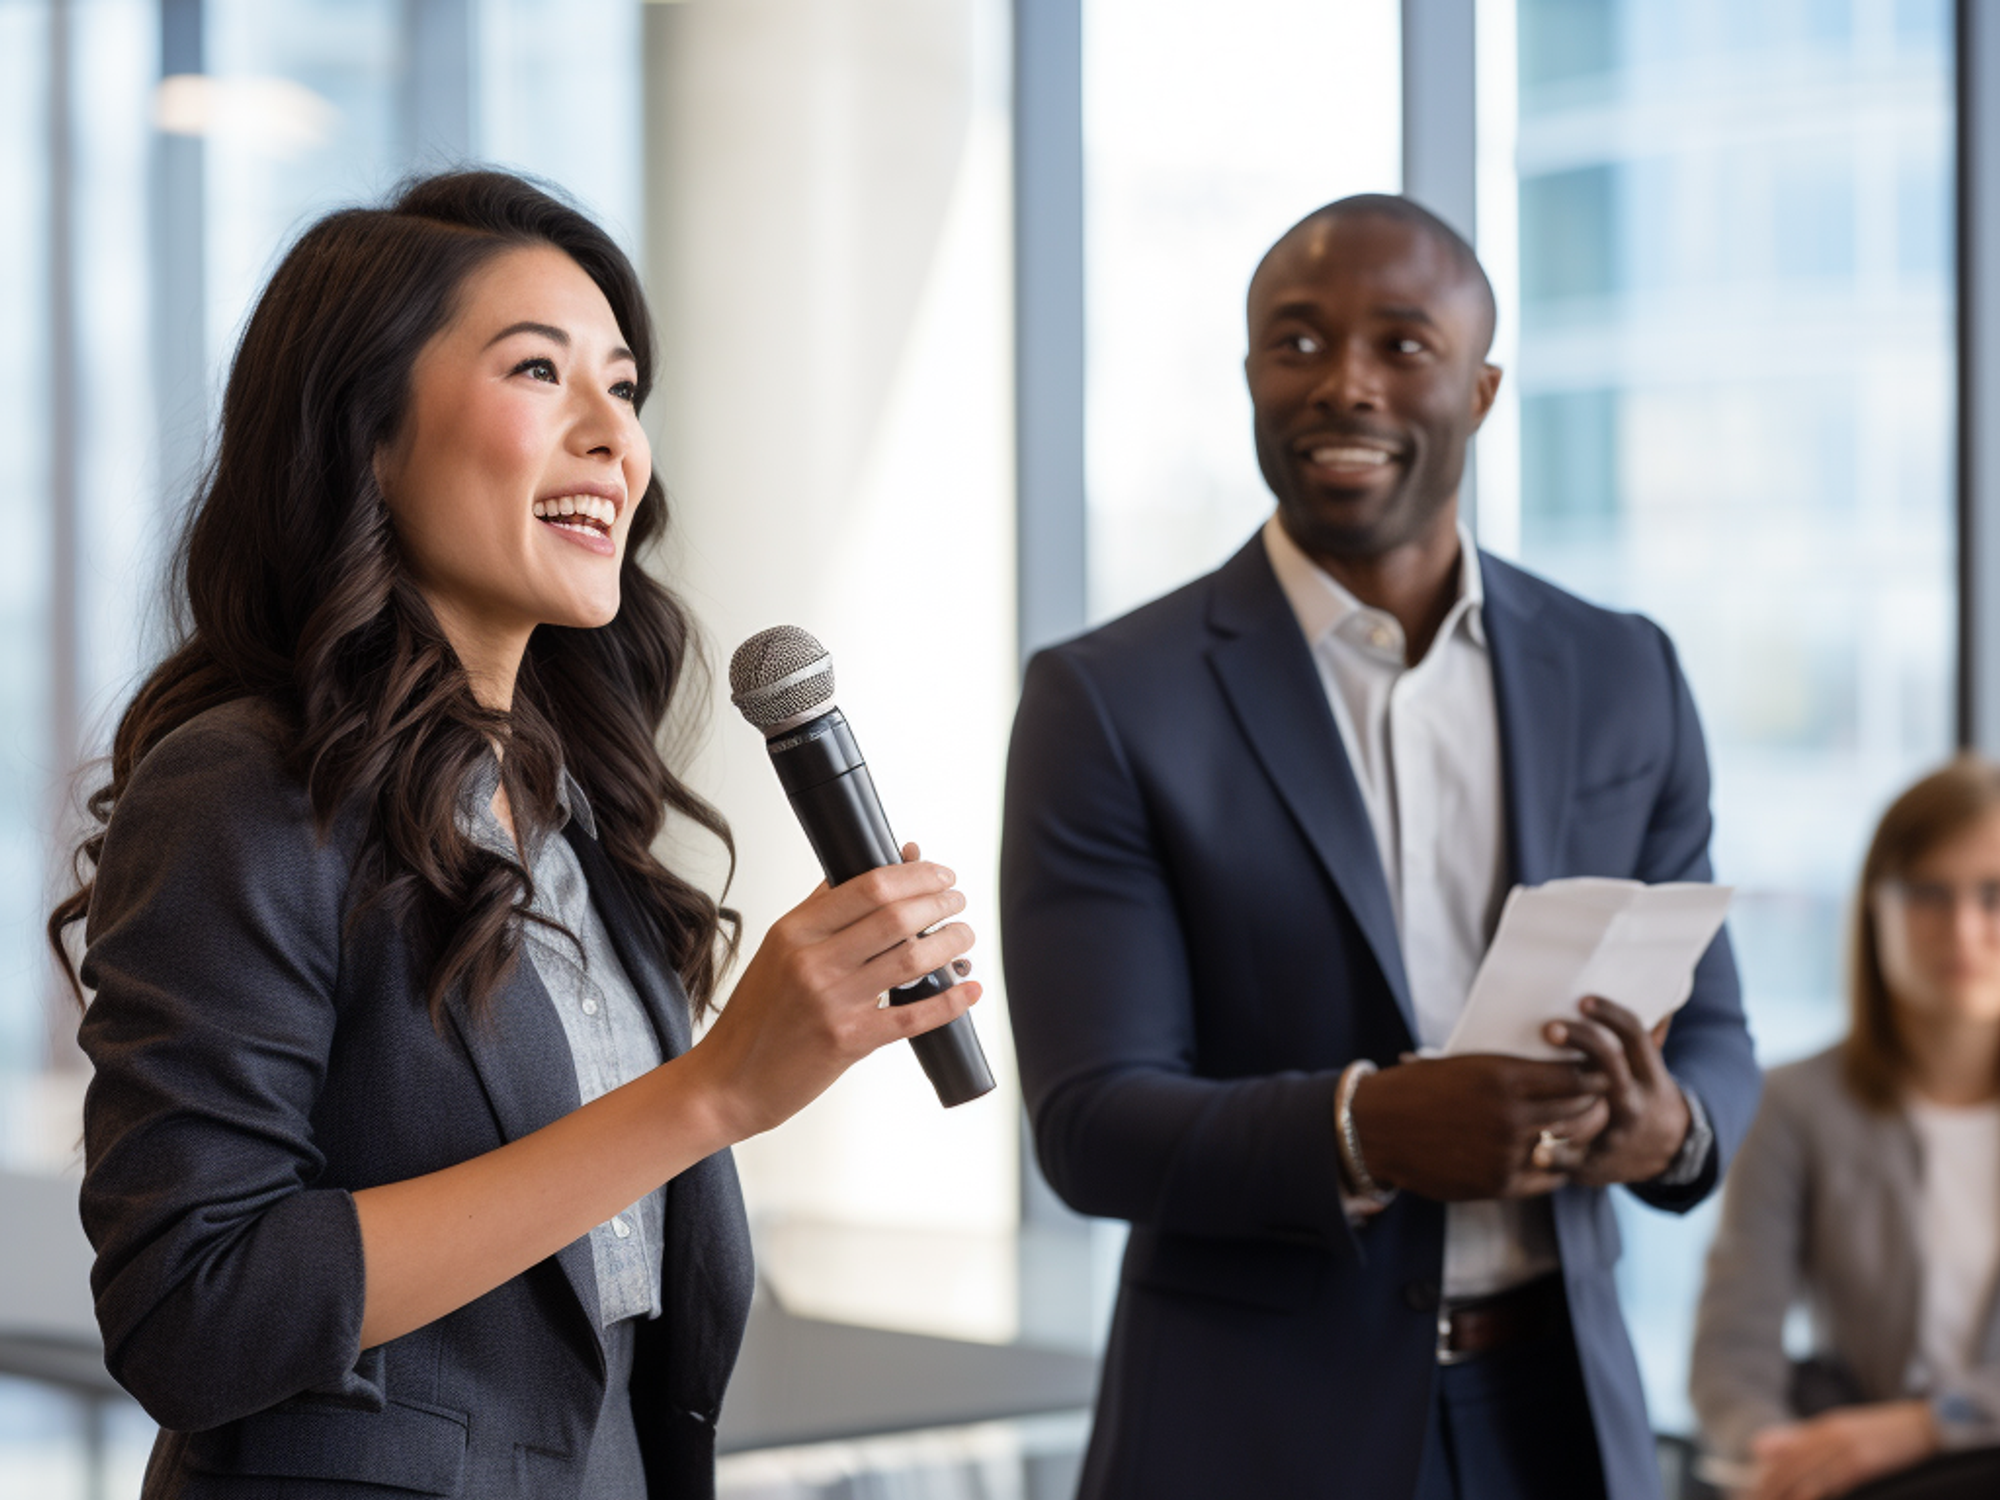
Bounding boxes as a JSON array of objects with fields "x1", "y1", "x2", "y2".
[
  {"x1": 512, "y1": 356, "x2": 559, "y2": 383},
  {"x1": 610, "y1": 380, "x2": 638, "y2": 404}
]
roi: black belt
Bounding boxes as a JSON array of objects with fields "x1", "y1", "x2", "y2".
[{"x1": 1436, "y1": 1273, "x2": 1567, "y2": 1365}]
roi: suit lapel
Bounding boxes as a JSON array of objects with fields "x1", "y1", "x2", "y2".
[
  {"x1": 1480, "y1": 555, "x2": 1576, "y2": 888},
  {"x1": 1205, "y1": 539, "x2": 1415, "y2": 1035},
  {"x1": 443, "y1": 956, "x2": 605, "y2": 1337}
]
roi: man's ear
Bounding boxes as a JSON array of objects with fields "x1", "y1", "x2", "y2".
[{"x1": 1469, "y1": 362, "x2": 1503, "y2": 431}]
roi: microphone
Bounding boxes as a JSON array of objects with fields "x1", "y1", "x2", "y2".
[{"x1": 728, "y1": 626, "x2": 996, "y2": 1108}]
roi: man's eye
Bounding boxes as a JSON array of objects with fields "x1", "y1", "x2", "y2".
[
  {"x1": 1391, "y1": 337, "x2": 1426, "y2": 356},
  {"x1": 513, "y1": 356, "x2": 559, "y2": 383},
  {"x1": 1287, "y1": 333, "x2": 1322, "y2": 355}
]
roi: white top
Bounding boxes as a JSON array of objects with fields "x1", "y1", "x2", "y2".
[
  {"x1": 1907, "y1": 1096, "x2": 2000, "y2": 1388},
  {"x1": 1263, "y1": 515, "x2": 1558, "y2": 1299}
]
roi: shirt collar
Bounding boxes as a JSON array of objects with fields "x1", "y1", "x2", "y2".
[
  {"x1": 1261, "y1": 512, "x2": 1487, "y2": 660},
  {"x1": 458, "y1": 748, "x2": 598, "y2": 854}
]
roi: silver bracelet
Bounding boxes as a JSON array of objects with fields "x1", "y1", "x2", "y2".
[{"x1": 1335, "y1": 1059, "x2": 1394, "y2": 1205}]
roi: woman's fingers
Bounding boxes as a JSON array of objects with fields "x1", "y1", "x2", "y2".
[
  {"x1": 827, "y1": 885, "x2": 969, "y2": 969},
  {"x1": 799, "y1": 861, "x2": 959, "y2": 939},
  {"x1": 857, "y1": 919, "x2": 976, "y2": 995},
  {"x1": 875, "y1": 980, "x2": 982, "y2": 1041}
]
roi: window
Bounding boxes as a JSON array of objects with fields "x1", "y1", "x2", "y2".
[
  {"x1": 1481, "y1": 0, "x2": 1955, "y2": 1428},
  {"x1": 1083, "y1": 0, "x2": 1402, "y2": 624}
]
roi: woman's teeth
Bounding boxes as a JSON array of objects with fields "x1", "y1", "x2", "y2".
[{"x1": 533, "y1": 494, "x2": 617, "y2": 532}]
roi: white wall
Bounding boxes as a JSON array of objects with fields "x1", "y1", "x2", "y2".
[{"x1": 640, "y1": 0, "x2": 1021, "y2": 1342}]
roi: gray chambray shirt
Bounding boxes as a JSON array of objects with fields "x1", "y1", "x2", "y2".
[{"x1": 460, "y1": 755, "x2": 666, "y2": 1329}]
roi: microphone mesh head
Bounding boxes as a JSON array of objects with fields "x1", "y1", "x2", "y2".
[{"x1": 729, "y1": 626, "x2": 836, "y2": 730}]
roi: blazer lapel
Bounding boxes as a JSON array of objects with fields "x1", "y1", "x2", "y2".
[
  {"x1": 443, "y1": 959, "x2": 605, "y2": 1338},
  {"x1": 1205, "y1": 538, "x2": 1415, "y2": 1035},
  {"x1": 1481, "y1": 555, "x2": 1576, "y2": 888}
]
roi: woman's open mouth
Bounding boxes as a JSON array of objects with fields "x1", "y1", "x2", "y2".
[{"x1": 533, "y1": 494, "x2": 617, "y2": 538}]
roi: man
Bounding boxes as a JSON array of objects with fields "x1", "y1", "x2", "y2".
[{"x1": 999, "y1": 196, "x2": 1760, "y2": 1499}]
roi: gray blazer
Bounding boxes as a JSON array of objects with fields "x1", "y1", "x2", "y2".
[
  {"x1": 77, "y1": 698, "x2": 754, "y2": 1498},
  {"x1": 1690, "y1": 1046, "x2": 2000, "y2": 1461}
]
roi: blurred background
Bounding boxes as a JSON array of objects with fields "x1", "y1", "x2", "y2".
[{"x1": 0, "y1": 0, "x2": 1978, "y2": 1494}]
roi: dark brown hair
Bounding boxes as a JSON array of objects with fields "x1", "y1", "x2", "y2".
[
  {"x1": 1844, "y1": 754, "x2": 2000, "y2": 1107},
  {"x1": 50, "y1": 169, "x2": 738, "y2": 1021}
]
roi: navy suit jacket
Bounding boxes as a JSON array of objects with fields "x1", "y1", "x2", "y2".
[
  {"x1": 1000, "y1": 536, "x2": 1761, "y2": 1500},
  {"x1": 77, "y1": 699, "x2": 753, "y2": 1498}
]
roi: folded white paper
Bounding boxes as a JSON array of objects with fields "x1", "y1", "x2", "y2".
[{"x1": 1441, "y1": 878, "x2": 1734, "y2": 1060}]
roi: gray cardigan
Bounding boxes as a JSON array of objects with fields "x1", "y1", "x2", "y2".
[
  {"x1": 1690, "y1": 1046, "x2": 2000, "y2": 1461},
  {"x1": 77, "y1": 698, "x2": 754, "y2": 1498}
]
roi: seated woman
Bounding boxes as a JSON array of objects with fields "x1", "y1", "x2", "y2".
[{"x1": 1691, "y1": 757, "x2": 2000, "y2": 1500}]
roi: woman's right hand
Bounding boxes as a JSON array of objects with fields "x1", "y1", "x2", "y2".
[{"x1": 682, "y1": 852, "x2": 980, "y2": 1143}]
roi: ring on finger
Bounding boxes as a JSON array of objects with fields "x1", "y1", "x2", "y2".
[{"x1": 1531, "y1": 1128, "x2": 1568, "y2": 1170}]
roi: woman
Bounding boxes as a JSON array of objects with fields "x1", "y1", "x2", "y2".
[
  {"x1": 53, "y1": 170, "x2": 979, "y2": 1498},
  {"x1": 1691, "y1": 757, "x2": 2000, "y2": 1500}
]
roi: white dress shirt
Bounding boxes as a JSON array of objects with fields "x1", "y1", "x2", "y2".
[
  {"x1": 1264, "y1": 514, "x2": 1560, "y2": 1300},
  {"x1": 1907, "y1": 1097, "x2": 2000, "y2": 1389}
]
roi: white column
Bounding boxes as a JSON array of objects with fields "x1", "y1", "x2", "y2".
[{"x1": 641, "y1": 0, "x2": 1020, "y2": 1341}]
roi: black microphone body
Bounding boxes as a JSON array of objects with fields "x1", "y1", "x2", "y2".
[{"x1": 766, "y1": 708, "x2": 996, "y2": 1107}]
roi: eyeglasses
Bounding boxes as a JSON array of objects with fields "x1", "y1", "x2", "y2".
[{"x1": 1878, "y1": 879, "x2": 2000, "y2": 922}]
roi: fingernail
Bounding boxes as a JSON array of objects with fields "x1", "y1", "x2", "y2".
[
  {"x1": 1580, "y1": 996, "x2": 1598, "y2": 1014},
  {"x1": 1547, "y1": 1023, "x2": 1567, "y2": 1043},
  {"x1": 939, "y1": 867, "x2": 956, "y2": 886}
]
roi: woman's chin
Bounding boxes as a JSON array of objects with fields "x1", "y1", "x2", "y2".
[{"x1": 543, "y1": 594, "x2": 621, "y2": 633}]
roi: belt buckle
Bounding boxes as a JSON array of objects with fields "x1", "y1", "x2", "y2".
[{"x1": 1436, "y1": 1308, "x2": 1472, "y2": 1366}]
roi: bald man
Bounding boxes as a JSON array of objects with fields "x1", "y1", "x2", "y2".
[{"x1": 1000, "y1": 197, "x2": 1759, "y2": 1500}]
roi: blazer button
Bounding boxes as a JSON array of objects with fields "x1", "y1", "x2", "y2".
[{"x1": 1402, "y1": 1279, "x2": 1441, "y2": 1312}]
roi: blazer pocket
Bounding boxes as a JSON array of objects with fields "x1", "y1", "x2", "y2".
[
  {"x1": 1125, "y1": 1233, "x2": 1330, "y2": 1313},
  {"x1": 184, "y1": 1397, "x2": 469, "y2": 1494}
]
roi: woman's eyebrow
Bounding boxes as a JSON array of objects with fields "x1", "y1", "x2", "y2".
[
  {"x1": 486, "y1": 319, "x2": 569, "y2": 349},
  {"x1": 483, "y1": 320, "x2": 636, "y2": 365}
]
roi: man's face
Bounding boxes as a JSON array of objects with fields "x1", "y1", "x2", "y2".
[{"x1": 1244, "y1": 213, "x2": 1500, "y2": 563}]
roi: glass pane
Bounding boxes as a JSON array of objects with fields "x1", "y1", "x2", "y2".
[
  {"x1": 1480, "y1": 0, "x2": 1955, "y2": 1432},
  {"x1": 475, "y1": 0, "x2": 643, "y2": 254},
  {"x1": 1083, "y1": 0, "x2": 1402, "y2": 623},
  {"x1": 204, "y1": 0, "x2": 405, "y2": 367},
  {"x1": 0, "y1": 0, "x2": 52, "y2": 1157}
]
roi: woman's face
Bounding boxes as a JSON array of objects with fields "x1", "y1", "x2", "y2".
[
  {"x1": 1874, "y1": 809, "x2": 2000, "y2": 1027},
  {"x1": 375, "y1": 243, "x2": 650, "y2": 687}
]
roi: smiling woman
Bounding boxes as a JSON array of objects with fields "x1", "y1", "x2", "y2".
[
  {"x1": 375, "y1": 244, "x2": 653, "y2": 703},
  {"x1": 46, "y1": 171, "x2": 980, "y2": 1500}
]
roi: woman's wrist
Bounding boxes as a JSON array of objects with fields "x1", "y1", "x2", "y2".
[{"x1": 652, "y1": 1049, "x2": 758, "y2": 1158}]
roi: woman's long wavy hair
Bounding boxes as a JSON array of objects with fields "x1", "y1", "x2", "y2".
[
  {"x1": 50, "y1": 170, "x2": 738, "y2": 1022},
  {"x1": 1845, "y1": 754, "x2": 2000, "y2": 1108}
]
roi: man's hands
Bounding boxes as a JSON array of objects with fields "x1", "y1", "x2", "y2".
[
  {"x1": 1348, "y1": 1055, "x2": 1610, "y2": 1200},
  {"x1": 1546, "y1": 996, "x2": 1691, "y2": 1187},
  {"x1": 1742, "y1": 1401, "x2": 1938, "y2": 1500},
  {"x1": 1347, "y1": 995, "x2": 1692, "y2": 1200}
]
